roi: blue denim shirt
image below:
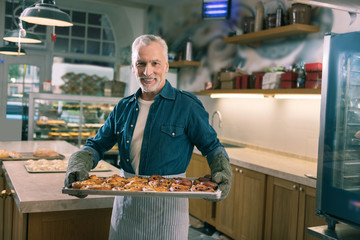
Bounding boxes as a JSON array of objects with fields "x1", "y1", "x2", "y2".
[{"x1": 82, "y1": 80, "x2": 227, "y2": 175}]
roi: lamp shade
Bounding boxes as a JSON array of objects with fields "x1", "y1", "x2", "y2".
[
  {"x1": 19, "y1": 2, "x2": 73, "y2": 27},
  {"x1": 0, "y1": 44, "x2": 26, "y2": 56},
  {"x1": 3, "y1": 29, "x2": 42, "y2": 44}
]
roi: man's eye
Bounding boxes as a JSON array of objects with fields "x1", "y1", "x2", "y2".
[{"x1": 136, "y1": 62, "x2": 145, "y2": 67}]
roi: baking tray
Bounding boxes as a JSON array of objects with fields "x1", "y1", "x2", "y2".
[
  {"x1": 23, "y1": 160, "x2": 111, "y2": 173},
  {"x1": 0, "y1": 152, "x2": 65, "y2": 161},
  {"x1": 62, "y1": 187, "x2": 221, "y2": 199},
  {"x1": 24, "y1": 165, "x2": 111, "y2": 173}
]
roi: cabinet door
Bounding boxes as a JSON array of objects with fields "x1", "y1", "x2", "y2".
[
  {"x1": 297, "y1": 186, "x2": 327, "y2": 240},
  {"x1": 264, "y1": 176, "x2": 300, "y2": 240},
  {"x1": 235, "y1": 167, "x2": 266, "y2": 240},
  {"x1": 186, "y1": 153, "x2": 212, "y2": 222},
  {"x1": 215, "y1": 165, "x2": 237, "y2": 238}
]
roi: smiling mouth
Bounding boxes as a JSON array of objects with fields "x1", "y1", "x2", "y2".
[{"x1": 141, "y1": 77, "x2": 155, "y2": 83}]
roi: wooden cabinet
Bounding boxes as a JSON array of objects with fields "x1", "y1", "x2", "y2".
[
  {"x1": 27, "y1": 209, "x2": 112, "y2": 240},
  {"x1": 215, "y1": 165, "x2": 266, "y2": 240},
  {"x1": 215, "y1": 165, "x2": 237, "y2": 237},
  {"x1": 186, "y1": 153, "x2": 216, "y2": 226},
  {"x1": 234, "y1": 166, "x2": 266, "y2": 240},
  {"x1": 264, "y1": 176, "x2": 326, "y2": 240},
  {"x1": 0, "y1": 167, "x2": 26, "y2": 240}
]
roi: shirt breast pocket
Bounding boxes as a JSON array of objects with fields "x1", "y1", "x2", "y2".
[{"x1": 160, "y1": 125, "x2": 185, "y2": 138}]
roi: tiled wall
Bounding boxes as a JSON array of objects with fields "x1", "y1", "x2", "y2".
[{"x1": 197, "y1": 95, "x2": 321, "y2": 158}]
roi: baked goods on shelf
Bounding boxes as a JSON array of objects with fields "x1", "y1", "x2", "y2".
[{"x1": 70, "y1": 174, "x2": 218, "y2": 192}]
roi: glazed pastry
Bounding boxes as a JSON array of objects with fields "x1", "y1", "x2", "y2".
[{"x1": 192, "y1": 184, "x2": 215, "y2": 192}]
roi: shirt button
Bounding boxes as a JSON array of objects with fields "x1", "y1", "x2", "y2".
[
  {"x1": 130, "y1": 124, "x2": 134, "y2": 128},
  {"x1": 126, "y1": 140, "x2": 129, "y2": 144},
  {"x1": 126, "y1": 159, "x2": 129, "y2": 162},
  {"x1": 116, "y1": 131, "x2": 119, "y2": 134},
  {"x1": 136, "y1": 108, "x2": 139, "y2": 111},
  {"x1": 172, "y1": 132, "x2": 175, "y2": 136}
]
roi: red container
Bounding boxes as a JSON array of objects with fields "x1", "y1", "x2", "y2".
[
  {"x1": 306, "y1": 71, "x2": 322, "y2": 81},
  {"x1": 281, "y1": 72, "x2": 298, "y2": 81},
  {"x1": 305, "y1": 62, "x2": 322, "y2": 72},
  {"x1": 235, "y1": 76, "x2": 242, "y2": 89},
  {"x1": 305, "y1": 80, "x2": 321, "y2": 89},
  {"x1": 280, "y1": 81, "x2": 297, "y2": 88},
  {"x1": 254, "y1": 73, "x2": 264, "y2": 89}
]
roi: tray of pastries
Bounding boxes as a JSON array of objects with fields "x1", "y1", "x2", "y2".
[
  {"x1": 24, "y1": 160, "x2": 111, "y2": 173},
  {"x1": 62, "y1": 174, "x2": 221, "y2": 200},
  {"x1": 0, "y1": 149, "x2": 65, "y2": 161}
]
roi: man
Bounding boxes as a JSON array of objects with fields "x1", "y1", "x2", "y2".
[{"x1": 64, "y1": 34, "x2": 231, "y2": 239}]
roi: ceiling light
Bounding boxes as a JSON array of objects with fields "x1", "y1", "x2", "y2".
[
  {"x1": 3, "y1": 29, "x2": 42, "y2": 44},
  {"x1": 19, "y1": 0, "x2": 73, "y2": 27},
  {"x1": 0, "y1": 44, "x2": 26, "y2": 56}
]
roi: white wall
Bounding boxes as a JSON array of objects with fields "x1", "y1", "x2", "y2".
[{"x1": 197, "y1": 95, "x2": 321, "y2": 158}]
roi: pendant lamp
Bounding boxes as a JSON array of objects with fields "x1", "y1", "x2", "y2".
[
  {"x1": 3, "y1": 29, "x2": 42, "y2": 44},
  {"x1": 19, "y1": 0, "x2": 73, "y2": 27},
  {"x1": 0, "y1": 43, "x2": 26, "y2": 56}
]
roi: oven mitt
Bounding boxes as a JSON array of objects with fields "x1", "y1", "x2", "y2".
[
  {"x1": 208, "y1": 154, "x2": 232, "y2": 202},
  {"x1": 64, "y1": 150, "x2": 93, "y2": 198}
]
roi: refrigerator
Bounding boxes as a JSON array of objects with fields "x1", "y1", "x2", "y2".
[{"x1": 317, "y1": 31, "x2": 360, "y2": 230}]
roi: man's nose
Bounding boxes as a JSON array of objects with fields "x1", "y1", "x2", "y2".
[{"x1": 143, "y1": 64, "x2": 153, "y2": 76}]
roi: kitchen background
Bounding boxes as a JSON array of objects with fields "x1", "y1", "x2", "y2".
[{"x1": 1, "y1": 0, "x2": 360, "y2": 160}]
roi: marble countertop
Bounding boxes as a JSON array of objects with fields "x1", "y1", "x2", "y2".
[
  {"x1": 2, "y1": 140, "x2": 317, "y2": 214},
  {"x1": 194, "y1": 145, "x2": 317, "y2": 188},
  {"x1": 1, "y1": 140, "x2": 116, "y2": 214}
]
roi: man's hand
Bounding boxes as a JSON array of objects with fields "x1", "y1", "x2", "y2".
[
  {"x1": 64, "y1": 150, "x2": 93, "y2": 198},
  {"x1": 209, "y1": 154, "x2": 232, "y2": 201}
]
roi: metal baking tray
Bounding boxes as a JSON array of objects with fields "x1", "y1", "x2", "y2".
[
  {"x1": 62, "y1": 187, "x2": 221, "y2": 199},
  {"x1": 24, "y1": 165, "x2": 111, "y2": 173},
  {"x1": 0, "y1": 152, "x2": 65, "y2": 161}
]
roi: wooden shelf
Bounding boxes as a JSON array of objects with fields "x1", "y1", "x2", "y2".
[
  {"x1": 223, "y1": 24, "x2": 319, "y2": 44},
  {"x1": 200, "y1": 88, "x2": 321, "y2": 96},
  {"x1": 169, "y1": 61, "x2": 201, "y2": 68}
]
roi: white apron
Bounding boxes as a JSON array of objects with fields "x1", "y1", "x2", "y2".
[{"x1": 108, "y1": 172, "x2": 189, "y2": 240}]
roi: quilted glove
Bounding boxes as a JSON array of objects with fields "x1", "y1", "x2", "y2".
[
  {"x1": 208, "y1": 154, "x2": 232, "y2": 202},
  {"x1": 64, "y1": 150, "x2": 93, "y2": 198}
]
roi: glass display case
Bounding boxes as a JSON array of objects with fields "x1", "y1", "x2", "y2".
[{"x1": 27, "y1": 93, "x2": 120, "y2": 148}]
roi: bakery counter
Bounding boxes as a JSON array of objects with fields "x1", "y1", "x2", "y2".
[
  {"x1": 0, "y1": 140, "x2": 116, "y2": 240},
  {"x1": 195, "y1": 143, "x2": 317, "y2": 188},
  {"x1": 2, "y1": 161, "x2": 117, "y2": 213}
]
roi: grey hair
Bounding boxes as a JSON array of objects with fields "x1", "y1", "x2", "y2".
[{"x1": 131, "y1": 34, "x2": 168, "y2": 64}]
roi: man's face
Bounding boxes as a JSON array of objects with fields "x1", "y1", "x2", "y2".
[{"x1": 132, "y1": 41, "x2": 169, "y2": 98}]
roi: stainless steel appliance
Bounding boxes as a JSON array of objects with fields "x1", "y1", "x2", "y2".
[{"x1": 317, "y1": 31, "x2": 360, "y2": 230}]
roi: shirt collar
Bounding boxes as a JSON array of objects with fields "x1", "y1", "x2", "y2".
[{"x1": 131, "y1": 80, "x2": 175, "y2": 102}]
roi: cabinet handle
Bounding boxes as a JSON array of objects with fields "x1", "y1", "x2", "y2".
[
  {"x1": 239, "y1": 169, "x2": 243, "y2": 174},
  {"x1": 293, "y1": 185, "x2": 297, "y2": 189},
  {"x1": 0, "y1": 190, "x2": 7, "y2": 199},
  {"x1": 0, "y1": 189, "x2": 14, "y2": 199},
  {"x1": 299, "y1": 187, "x2": 304, "y2": 192},
  {"x1": 235, "y1": 168, "x2": 239, "y2": 172}
]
